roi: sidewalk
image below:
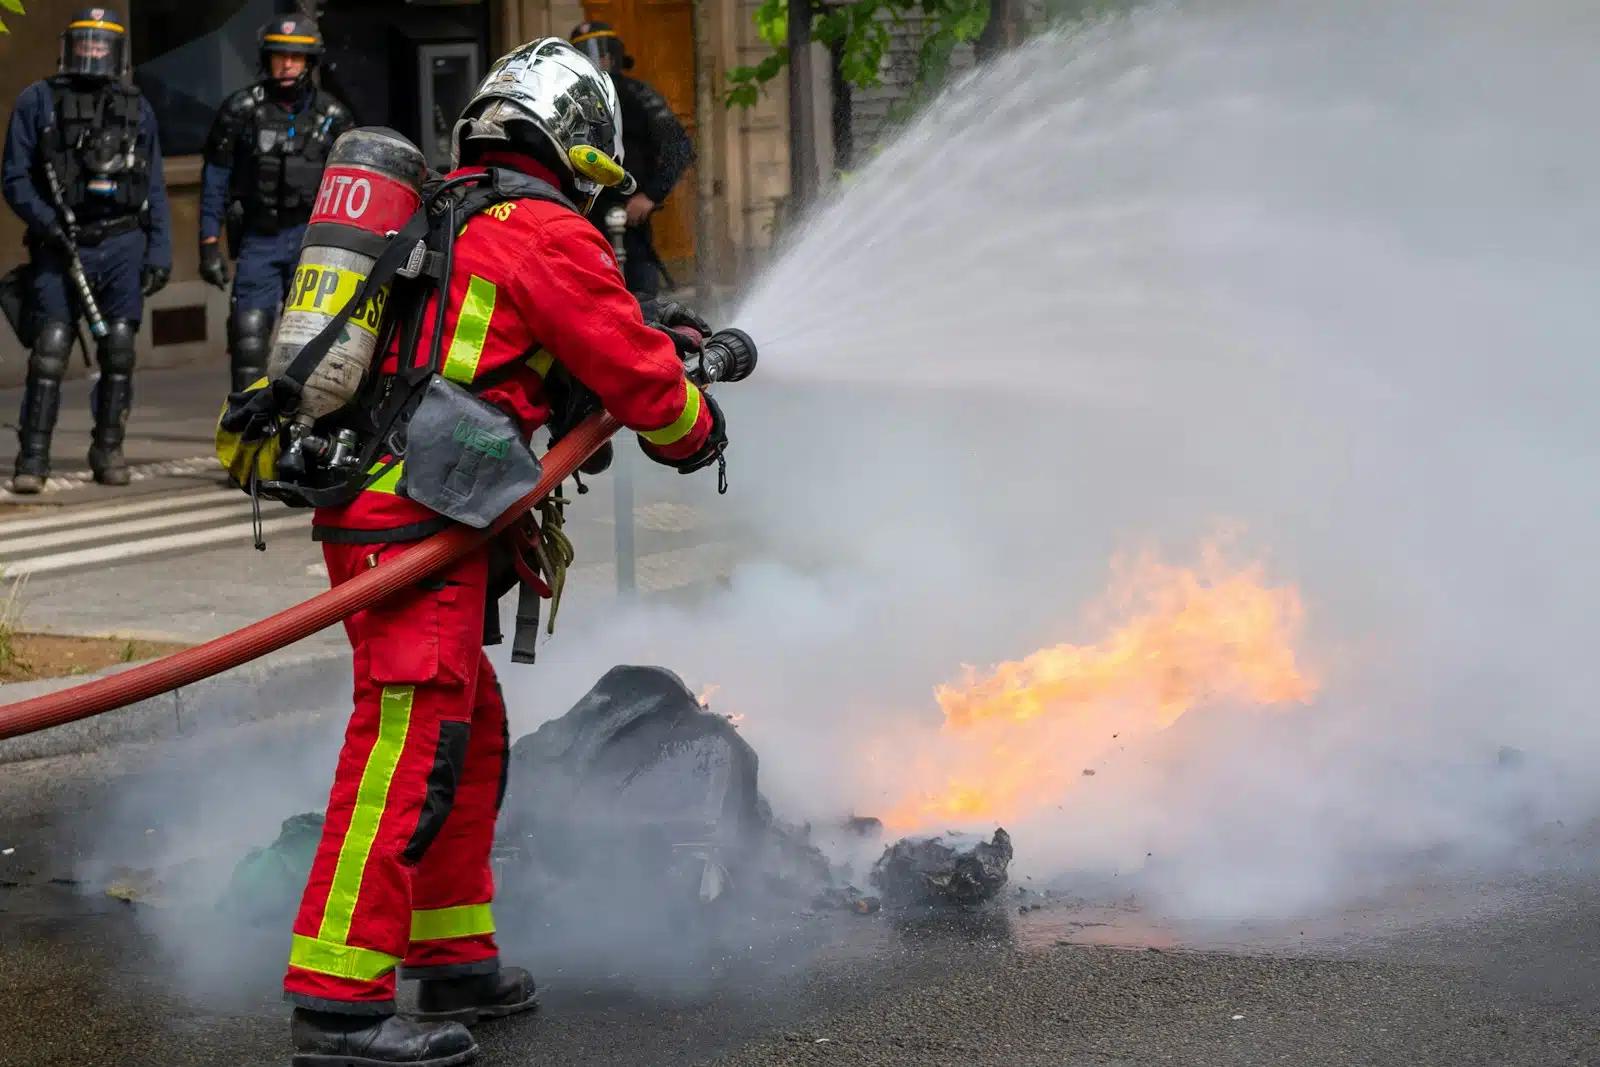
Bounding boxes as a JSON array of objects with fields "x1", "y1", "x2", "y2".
[
  {"x1": 0, "y1": 363, "x2": 753, "y2": 759},
  {"x1": 0, "y1": 366, "x2": 230, "y2": 505}
]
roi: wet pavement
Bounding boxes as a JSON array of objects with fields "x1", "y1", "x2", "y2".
[{"x1": 3, "y1": 709, "x2": 1599, "y2": 1067}]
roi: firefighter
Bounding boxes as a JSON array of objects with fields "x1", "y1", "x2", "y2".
[
  {"x1": 568, "y1": 21, "x2": 693, "y2": 300},
  {"x1": 278, "y1": 38, "x2": 727, "y2": 1067},
  {"x1": 1, "y1": 7, "x2": 172, "y2": 492},
  {"x1": 199, "y1": 15, "x2": 354, "y2": 392}
]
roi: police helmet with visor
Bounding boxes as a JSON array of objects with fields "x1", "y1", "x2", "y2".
[
  {"x1": 568, "y1": 21, "x2": 628, "y2": 72},
  {"x1": 452, "y1": 38, "x2": 625, "y2": 206},
  {"x1": 59, "y1": 8, "x2": 127, "y2": 81},
  {"x1": 259, "y1": 16, "x2": 324, "y2": 88}
]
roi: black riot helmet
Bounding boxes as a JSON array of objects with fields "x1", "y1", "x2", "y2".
[
  {"x1": 569, "y1": 21, "x2": 631, "y2": 72},
  {"x1": 59, "y1": 8, "x2": 127, "y2": 81},
  {"x1": 259, "y1": 15, "x2": 324, "y2": 93}
]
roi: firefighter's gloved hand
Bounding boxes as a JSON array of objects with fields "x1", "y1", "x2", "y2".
[
  {"x1": 219, "y1": 376, "x2": 294, "y2": 443},
  {"x1": 640, "y1": 388, "x2": 727, "y2": 475},
  {"x1": 199, "y1": 241, "x2": 231, "y2": 290},
  {"x1": 141, "y1": 265, "x2": 170, "y2": 297},
  {"x1": 649, "y1": 322, "x2": 704, "y2": 362},
  {"x1": 642, "y1": 299, "x2": 712, "y2": 337}
]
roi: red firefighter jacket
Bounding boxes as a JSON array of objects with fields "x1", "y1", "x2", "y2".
[{"x1": 312, "y1": 155, "x2": 712, "y2": 541}]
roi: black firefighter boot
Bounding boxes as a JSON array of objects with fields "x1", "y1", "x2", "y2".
[
  {"x1": 412, "y1": 966, "x2": 539, "y2": 1025},
  {"x1": 289, "y1": 1008, "x2": 478, "y2": 1067},
  {"x1": 11, "y1": 321, "x2": 72, "y2": 494},
  {"x1": 88, "y1": 320, "x2": 137, "y2": 487}
]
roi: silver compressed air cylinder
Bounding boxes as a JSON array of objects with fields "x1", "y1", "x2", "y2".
[{"x1": 266, "y1": 127, "x2": 428, "y2": 427}]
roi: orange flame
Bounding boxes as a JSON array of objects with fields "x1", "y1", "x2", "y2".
[{"x1": 878, "y1": 540, "x2": 1316, "y2": 832}]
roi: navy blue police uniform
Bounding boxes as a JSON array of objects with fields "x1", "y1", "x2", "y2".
[
  {"x1": 199, "y1": 16, "x2": 353, "y2": 392},
  {"x1": 0, "y1": 7, "x2": 171, "y2": 491}
]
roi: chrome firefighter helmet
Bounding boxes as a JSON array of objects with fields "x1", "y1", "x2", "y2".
[
  {"x1": 60, "y1": 7, "x2": 127, "y2": 80},
  {"x1": 451, "y1": 38, "x2": 625, "y2": 200}
]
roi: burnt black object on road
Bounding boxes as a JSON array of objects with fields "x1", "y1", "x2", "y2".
[{"x1": 870, "y1": 829, "x2": 1014, "y2": 909}]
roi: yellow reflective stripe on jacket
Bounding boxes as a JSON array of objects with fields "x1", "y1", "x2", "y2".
[
  {"x1": 441, "y1": 276, "x2": 497, "y2": 383},
  {"x1": 365, "y1": 460, "x2": 403, "y2": 496},
  {"x1": 288, "y1": 933, "x2": 401, "y2": 981},
  {"x1": 410, "y1": 903, "x2": 496, "y2": 943},
  {"x1": 639, "y1": 383, "x2": 703, "y2": 447},
  {"x1": 315, "y1": 686, "x2": 415, "y2": 948}
]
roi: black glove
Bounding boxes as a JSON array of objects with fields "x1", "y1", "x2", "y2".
[
  {"x1": 640, "y1": 387, "x2": 727, "y2": 476},
  {"x1": 141, "y1": 264, "x2": 170, "y2": 297},
  {"x1": 649, "y1": 322, "x2": 704, "y2": 361},
  {"x1": 642, "y1": 299, "x2": 712, "y2": 337},
  {"x1": 35, "y1": 221, "x2": 71, "y2": 254},
  {"x1": 199, "y1": 241, "x2": 230, "y2": 290},
  {"x1": 220, "y1": 377, "x2": 296, "y2": 443}
]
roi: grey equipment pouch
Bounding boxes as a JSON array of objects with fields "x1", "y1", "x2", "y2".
[{"x1": 398, "y1": 374, "x2": 544, "y2": 529}]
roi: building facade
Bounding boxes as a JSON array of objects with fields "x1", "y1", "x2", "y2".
[{"x1": 0, "y1": 0, "x2": 795, "y2": 380}]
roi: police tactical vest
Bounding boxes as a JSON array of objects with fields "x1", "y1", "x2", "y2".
[
  {"x1": 44, "y1": 77, "x2": 150, "y2": 224},
  {"x1": 235, "y1": 85, "x2": 343, "y2": 234}
]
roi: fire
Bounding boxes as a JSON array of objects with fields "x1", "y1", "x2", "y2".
[{"x1": 878, "y1": 540, "x2": 1317, "y2": 832}]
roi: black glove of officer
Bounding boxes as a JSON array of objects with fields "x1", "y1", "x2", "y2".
[
  {"x1": 35, "y1": 220, "x2": 72, "y2": 254},
  {"x1": 199, "y1": 240, "x2": 231, "y2": 290},
  {"x1": 141, "y1": 264, "x2": 170, "y2": 297}
]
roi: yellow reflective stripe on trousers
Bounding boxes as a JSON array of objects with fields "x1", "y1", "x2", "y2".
[
  {"x1": 411, "y1": 903, "x2": 496, "y2": 943},
  {"x1": 314, "y1": 686, "x2": 415, "y2": 951},
  {"x1": 289, "y1": 933, "x2": 401, "y2": 981},
  {"x1": 526, "y1": 349, "x2": 554, "y2": 377},
  {"x1": 441, "y1": 276, "x2": 497, "y2": 384},
  {"x1": 365, "y1": 460, "x2": 403, "y2": 495},
  {"x1": 639, "y1": 383, "x2": 703, "y2": 446}
]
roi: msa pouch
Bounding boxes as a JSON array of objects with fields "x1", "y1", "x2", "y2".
[{"x1": 400, "y1": 375, "x2": 543, "y2": 529}]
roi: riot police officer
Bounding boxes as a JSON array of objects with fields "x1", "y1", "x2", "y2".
[
  {"x1": 199, "y1": 16, "x2": 353, "y2": 393},
  {"x1": 0, "y1": 8, "x2": 172, "y2": 492},
  {"x1": 569, "y1": 22, "x2": 694, "y2": 300}
]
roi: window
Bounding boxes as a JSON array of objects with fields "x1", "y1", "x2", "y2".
[{"x1": 132, "y1": 0, "x2": 295, "y2": 157}]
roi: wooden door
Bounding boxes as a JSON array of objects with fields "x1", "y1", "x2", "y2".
[{"x1": 583, "y1": 0, "x2": 697, "y2": 272}]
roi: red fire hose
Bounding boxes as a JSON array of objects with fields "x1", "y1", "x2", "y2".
[{"x1": 0, "y1": 411, "x2": 622, "y2": 743}]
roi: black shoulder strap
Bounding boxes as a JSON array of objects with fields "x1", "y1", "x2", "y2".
[{"x1": 278, "y1": 207, "x2": 432, "y2": 392}]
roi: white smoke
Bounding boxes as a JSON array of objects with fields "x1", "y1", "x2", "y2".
[{"x1": 510, "y1": 0, "x2": 1600, "y2": 924}]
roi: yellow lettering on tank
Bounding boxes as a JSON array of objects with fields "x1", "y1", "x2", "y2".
[{"x1": 284, "y1": 266, "x2": 387, "y2": 337}]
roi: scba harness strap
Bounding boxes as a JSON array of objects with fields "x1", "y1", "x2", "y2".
[
  {"x1": 218, "y1": 167, "x2": 584, "y2": 661},
  {"x1": 221, "y1": 167, "x2": 579, "y2": 509}
]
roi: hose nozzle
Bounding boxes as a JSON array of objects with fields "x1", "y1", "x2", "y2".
[{"x1": 692, "y1": 328, "x2": 758, "y2": 386}]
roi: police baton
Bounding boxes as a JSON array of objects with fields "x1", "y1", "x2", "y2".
[{"x1": 40, "y1": 159, "x2": 109, "y2": 341}]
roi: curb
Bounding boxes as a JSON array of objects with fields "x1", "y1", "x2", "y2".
[{"x1": 0, "y1": 644, "x2": 351, "y2": 765}]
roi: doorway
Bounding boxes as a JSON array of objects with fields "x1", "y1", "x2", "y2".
[{"x1": 581, "y1": 0, "x2": 698, "y2": 275}]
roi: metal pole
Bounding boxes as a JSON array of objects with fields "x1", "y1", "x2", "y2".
[
  {"x1": 787, "y1": 0, "x2": 817, "y2": 217},
  {"x1": 606, "y1": 206, "x2": 638, "y2": 597},
  {"x1": 692, "y1": 0, "x2": 719, "y2": 304}
]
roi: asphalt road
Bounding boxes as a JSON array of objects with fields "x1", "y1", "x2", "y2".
[{"x1": 2, "y1": 708, "x2": 1599, "y2": 1067}]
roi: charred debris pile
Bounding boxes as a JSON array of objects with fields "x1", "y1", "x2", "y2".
[{"x1": 221, "y1": 666, "x2": 1013, "y2": 922}]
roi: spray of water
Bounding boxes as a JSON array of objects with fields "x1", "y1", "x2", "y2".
[
  {"x1": 85, "y1": 0, "x2": 1600, "y2": 997},
  {"x1": 534, "y1": 0, "x2": 1600, "y2": 923}
]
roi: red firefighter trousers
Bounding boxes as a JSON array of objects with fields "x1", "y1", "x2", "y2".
[{"x1": 284, "y1": 541, "x2": 509, "y2": 1013}]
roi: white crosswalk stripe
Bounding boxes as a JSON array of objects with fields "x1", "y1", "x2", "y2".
[
  {"x1": 0, "y1": 455, "x2": 223, "y2": 502},
  {"x1": 0, "y1": 486, "x2": 311, "y2": 577}
]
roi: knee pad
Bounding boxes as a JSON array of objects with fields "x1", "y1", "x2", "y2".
[
  {"x1": 229, "y1": 307, "x2": 274, "y2": 345},
  {"x1": 28, "y1": 321, "x2": 73, "y2": 380},
  {"x1": 96, "y1": 319, "x2": 138, "y2": 375}
]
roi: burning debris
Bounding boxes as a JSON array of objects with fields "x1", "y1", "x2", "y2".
[
  {"x1": 214, "y1": 665, "x2": 1023, "y2": 932},
  {"x1": 869, "y1": 828, "x2": 1014, "y2": 908}
]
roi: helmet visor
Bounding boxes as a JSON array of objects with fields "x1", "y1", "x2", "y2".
[
  {"x1": 571, "y1": 29, "x2": 619, "y2": 70},
  {"x1": 61, "y1": 25, "x2": 124, "y2": 79}
]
